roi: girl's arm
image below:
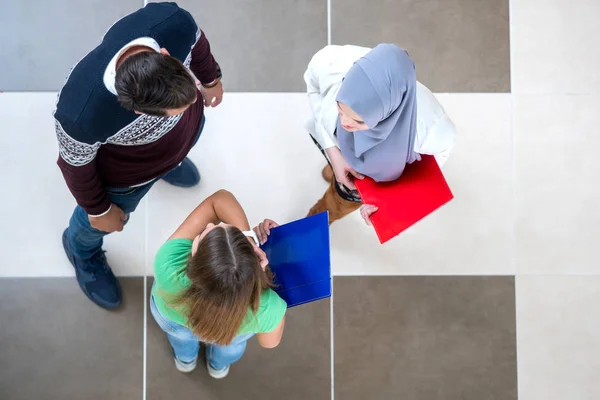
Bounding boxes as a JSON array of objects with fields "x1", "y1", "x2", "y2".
[
  {"x1": 169, "y1": 189, "x2": 251, "y2": 241},
  {"x1": 256, "y1": 317, "x2": 286, "y2": 349}
]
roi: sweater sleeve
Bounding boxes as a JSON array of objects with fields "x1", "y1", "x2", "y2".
[
  {"x1": 189, "y1": 30, "x2": 219, "y2": 85},
  {"x1": 55, "y1": 118, "x2": 111, "y2": 216}
]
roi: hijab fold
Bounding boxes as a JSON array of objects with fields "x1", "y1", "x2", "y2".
[{"x1": 336, "y1": 44, "x2": 419, "y2": 182}]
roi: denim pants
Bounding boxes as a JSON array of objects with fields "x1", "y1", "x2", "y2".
[
  {"x1": 149, "y1": 294, "x2": 254, "y2": 370},
  {"x1": 66, "y1": 117, "x2": 205, "y2": 260}
]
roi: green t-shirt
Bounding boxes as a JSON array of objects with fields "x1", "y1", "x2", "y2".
[{"x1": 152, "y1": 238, "x2": 287, "y2": 335}]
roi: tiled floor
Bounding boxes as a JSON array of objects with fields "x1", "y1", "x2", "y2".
[
  {"x1": 2, "y1": 0, "x2": 600, "y2": 399},
  {"x1": 516, "y1": 276, "x2": 600, "y2": 400},
  {"x1": 334, "y1": 277, "x2": 517, "y2": 400},
  {"x1": 0, "y1": 278, "x2": 144, "y2": 400},
  {"x1": 0, "y1": 0, "x2": 141, "y2": 91},
  {"x1": 153, "y1": 0, "x2": 328, "y2": 92},
  {"x1": 331, "y1": 0, "x2": 511, "y2": 92}
]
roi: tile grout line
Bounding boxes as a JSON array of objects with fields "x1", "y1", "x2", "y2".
[
  {"x1": 142, "y1": 195, "x2": 148, "y2": 400},
  {"x1": 514, "y1": 276, "x2": 521, "y2": 399},
  {"x1": 327, "y1": 0, "x2": 331, "y2": 45},
  {"x1": 330, "y1": 280, "x2": 335, "y2": 400},
  {"x1": 141, "y1": 0, "x2": 148, "y2": 384},
  {"x1": 328, "y1": 0, "x2": 333, "y2": 397},
  {"x1": 142, "y1": 0, "x2": 148, "y2": 385},
  {"x1": 508, "y1": 0, "x2": 521, "y2": 397}
]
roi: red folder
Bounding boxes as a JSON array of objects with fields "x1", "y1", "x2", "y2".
[{"x1": 355, "y1": 155, "x2": 454, "y2": 244}]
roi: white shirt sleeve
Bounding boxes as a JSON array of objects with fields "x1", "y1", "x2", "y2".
[
  {"x1": 304, "y1": 45, "x2": 371, "y2": 151},
  {"x1": 414, "y1": 82, "x2": 457, "y2": 167}
]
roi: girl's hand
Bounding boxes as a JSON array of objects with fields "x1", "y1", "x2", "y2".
[
  {"x1": 253, "y1": 219, "x2": 279, "y2": 245},
  {"x1": 254, "y1": 246, "x2": 269, "y2": 270},
  {"x1": 360, "y1": 204, "x2": 378, "y2": 226},
  {"x1": 326, "y1": 147, "x2": 364, "y2": 190}
]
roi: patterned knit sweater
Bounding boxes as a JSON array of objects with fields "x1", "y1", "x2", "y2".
[{"x1": 54, "y1": 2, "x2": 219, "y2": 215}]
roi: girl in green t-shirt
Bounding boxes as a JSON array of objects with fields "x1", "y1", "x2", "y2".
[{"x1": 150, "y1": 189, "x2": 287, "y2": 379}]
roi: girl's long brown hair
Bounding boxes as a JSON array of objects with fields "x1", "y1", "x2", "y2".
[{"x1": 172, "y1": 226, "x2": 273, "y2": 345}]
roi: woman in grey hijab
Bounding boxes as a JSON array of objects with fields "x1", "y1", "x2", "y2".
[
  {"x1": 307, "y1": 43, "x2": 456, "y2": 225},
  {"x1": 336, "y1": 44, "x2": 419, "y2": 183}
]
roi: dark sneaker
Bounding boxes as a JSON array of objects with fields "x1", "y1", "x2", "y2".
[
  {"x1": 62, "y1": 229, "x2": 122, "y2": 309},
  {"x1": 161, "y1": 158, "x2": 200, "y2": 188}
]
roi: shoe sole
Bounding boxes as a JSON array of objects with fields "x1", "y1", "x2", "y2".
[
  {"x1": 206, "y1": 358, "x2": 229, "y2": 379},
  {"x1": 175, "y1": 358, "x2": 197, "y2": 373},
  {"x1": 62, "y1": 230, "x2": 122, "y2": 310}
]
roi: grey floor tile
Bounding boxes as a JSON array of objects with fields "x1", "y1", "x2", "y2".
[
  {"x1": 0, "y1": 277, "x2": 144, "y2": 400},
  {"x1": 331, "y1": 0, "x2": 510, "y2": 92},
  {"x1": 157, "y1": 0, "x2": 327, "y2": 92},
  {"x1": 333, "y1": 276, "x2": 517, "y2": 400},
  {"x1": 0, "y1": 0, "x2": 142, "y2": 91},
  {"x1": 146, "y1": 279, "x2": 331, "y2": 400}
]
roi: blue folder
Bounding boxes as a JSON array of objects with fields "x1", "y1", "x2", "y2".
[{"x1": 261, "y1": 212, "x2": 331, "y2": 308}]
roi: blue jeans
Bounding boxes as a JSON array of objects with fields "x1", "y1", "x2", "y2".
[
  {"x1": 150, "y1": 294, "x2": 254, "y2": 369},
  {"x1": 66, "y1": 117, "x2": 205, "y2": 260}
]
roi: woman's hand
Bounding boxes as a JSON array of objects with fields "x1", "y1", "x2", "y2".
[
  {"x1": 253, "y1": 219, "x2": 279, "y2": 245},
  {"x1": 360, "y1": 204, "x2": 379, "y2": 226},
  {"x1": 325, "y1": 147, "x2": 364, "y2": 190}
]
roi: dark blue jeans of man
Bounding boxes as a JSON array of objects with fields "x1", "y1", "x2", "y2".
[{"x1": 66, "y1": 116, "x2": 205, "y2": 260}]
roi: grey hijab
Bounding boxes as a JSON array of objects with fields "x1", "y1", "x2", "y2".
[{"x1": 336, "y1": 44, "x2": 419, "y2": 182}]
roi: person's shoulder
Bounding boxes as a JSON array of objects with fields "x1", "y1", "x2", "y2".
[
  {"x1": 143, "y1": 3, "x2": 198, "y2": 54},
  {"x1": 138, "y1": 2, "x2": 181, "y2": 19},
  {"x1": 144, "y1": 2, "x2": 196, "y2": 29},
  {"x1": 154, "y1": 238, "x2": 193, "y2": 268},
  {"x1": 309, "y1": 45, "x2": 372, "y2": 72},
  {"x1": 313, "y1": 44, "x2": 371, "y2": 59},
  {"x1": 55, "y1": 51, "x2": 106, "y2": 134},
  {"x1": 254, "y1": 289, "x2": 287, "y2": 333},
  {"x1": 258, "y1": 289, "x2": 287, "y2": 314}
]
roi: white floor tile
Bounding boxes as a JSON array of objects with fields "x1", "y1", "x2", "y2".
[
  {"x1": 146, "y1": 93, "x2": 322, "y2": 274},
  {"x1": 511, "y1": 0, "x2": 600, "y2": 94},
  {"x1": 0, "y1": 93, "x2": 146, "y2": 277},
  {"x1": 517, "y1": 275, "x2": 600, "y2": 400},
  {"x1": 515, "y1": 94, "x2": 600, "y2": 274},
  {"x1": 330, "y1": 94, "x2": 514, "y2": 275}
]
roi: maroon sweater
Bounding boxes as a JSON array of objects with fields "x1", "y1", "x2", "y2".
[{"x1": 56, "y1": 29, "x2": 218, "y2": 216}]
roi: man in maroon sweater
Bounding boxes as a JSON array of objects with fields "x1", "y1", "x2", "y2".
[{"x1": 54, "y1": 3, "x2": 222, "y2": 309}]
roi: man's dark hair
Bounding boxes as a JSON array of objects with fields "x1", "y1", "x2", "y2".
[{"x1": 115, "y1": 52, "x2": 197, "y2": 117}]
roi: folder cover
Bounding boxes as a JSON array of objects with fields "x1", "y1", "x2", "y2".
[
  {"x1": 355, "y1": 155, "x2": 454, "y2": 244},
  {"x1": 261, "y1": 212, "x2": 331, "y2": 308}
]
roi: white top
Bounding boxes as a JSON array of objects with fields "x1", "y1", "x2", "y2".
[{"x1": 304, "y1": 45, "x2": 457, "y2": 166}]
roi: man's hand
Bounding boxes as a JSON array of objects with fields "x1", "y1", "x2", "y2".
[
  {"x1": 326, "y1": 146, "x2": 364, "y2": 190},
  {"x1": 199, "y1": 80, "x2": 223, "y2": 108},
  {"x1": 88, "y1": 204, "x2": 127, "y2": 233}
]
